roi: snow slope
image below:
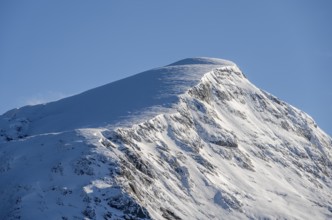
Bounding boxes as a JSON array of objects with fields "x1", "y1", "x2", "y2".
[
  {"x1": 0, "y1": 58, "x2": 332, "y2": 220},
  {"x1": 0, "y1": 58, "x2": 235, "y2": 136}
]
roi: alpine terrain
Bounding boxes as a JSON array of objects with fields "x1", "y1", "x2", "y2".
[{"x1": 0, "y1": 57, "x2": 331, "y2": 220}]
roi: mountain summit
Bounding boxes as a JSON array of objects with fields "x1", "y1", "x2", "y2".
[
  {"x1": 0, "y1": 57, "x2": 237, "y2": 136},
  {"x1": 1, "y1": 58, "x2": 331, "y2": 219}
]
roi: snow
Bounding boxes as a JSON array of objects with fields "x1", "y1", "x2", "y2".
[
  {"x1": 168, "y1": 57, "x2": 236, "y2": 66},
  {"x1": 0, "y1": 58, "x2": 236, "y2": 136},
  {"x1": 0, "y1": 57, "x2": 332, "y2": 219}
]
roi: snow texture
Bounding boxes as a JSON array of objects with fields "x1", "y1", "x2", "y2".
[{"x1": 0, "y1": 57, "x2": 332, "y2": 220}]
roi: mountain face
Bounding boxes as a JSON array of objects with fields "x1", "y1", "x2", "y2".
[{"x1": 0, "y1": 58, "x2": 332, "y2": 220}]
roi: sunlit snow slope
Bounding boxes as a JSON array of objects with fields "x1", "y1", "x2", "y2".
[{"x1": 0, "y1": 58, "x2": 332, "y2": 220}]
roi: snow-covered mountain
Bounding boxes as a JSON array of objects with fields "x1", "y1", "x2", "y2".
[{"x1": 0, "y1": 57, "x2": 331, "y2": 220}]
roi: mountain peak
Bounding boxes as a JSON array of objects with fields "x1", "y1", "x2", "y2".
[
  {"x1": 0, "y1": 58, "x2": 239, "y2": 136},
  {"x1": 1, "y1": 58, "x2": 331, "y2": 220}
]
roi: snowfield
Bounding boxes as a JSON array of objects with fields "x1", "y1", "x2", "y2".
[{"x1": 0, "y1": 57, "x2": 331, "y2": 219}]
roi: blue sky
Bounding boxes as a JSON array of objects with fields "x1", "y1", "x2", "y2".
[{"x1": 1, "y1": 0, "x2": 331, "y2": 135}]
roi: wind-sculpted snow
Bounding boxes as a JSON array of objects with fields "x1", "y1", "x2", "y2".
[
  {"x1": 0, "y1": 58, "x2": 332, "y2": 219},
  {"x1": 0, "y1": 58, "x2": 236, "y2": 138}
]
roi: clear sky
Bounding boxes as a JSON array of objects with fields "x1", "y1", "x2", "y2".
[{"x1": 1, "y1": 0, "x2": 331, "y2": 135}]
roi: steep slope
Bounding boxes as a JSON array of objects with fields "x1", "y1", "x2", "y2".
[
  {"x1": 0, "y1": 58, "x2": 235, "y2": 137},
  {"x1": 0, "y1": 58, "x2": 332, "y2": 220}
]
